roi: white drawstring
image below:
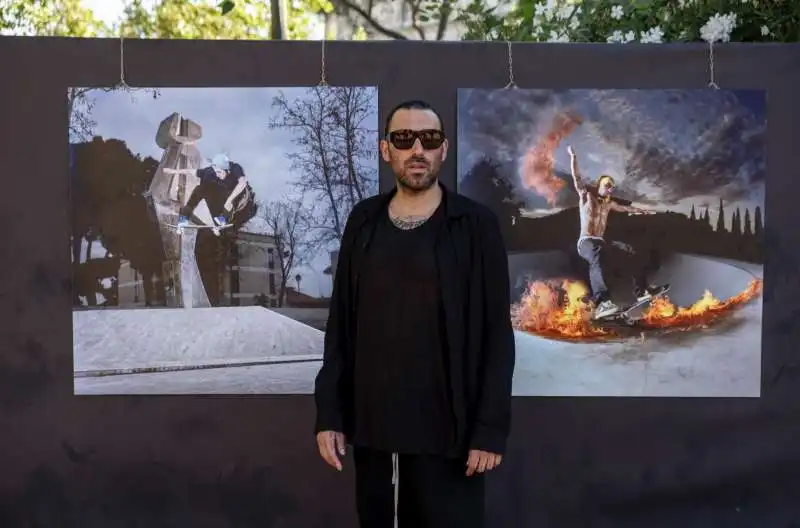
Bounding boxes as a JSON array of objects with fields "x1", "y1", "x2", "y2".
[{"x1": 391, "y1": 452, "x2": 399, "y2": 528}]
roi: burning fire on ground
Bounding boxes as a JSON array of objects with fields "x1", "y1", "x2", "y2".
[{"x1": 511, "y1": 278, "x2": 763, "y2": 341}]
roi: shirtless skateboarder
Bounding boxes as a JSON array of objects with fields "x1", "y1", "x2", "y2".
[{"x1": 568, "y1": 145, "x2": 668, "y2": 319}]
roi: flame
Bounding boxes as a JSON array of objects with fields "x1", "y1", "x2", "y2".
[
  {"x1": 640, "y1": 279, "x2": 763, "y2": 329},
  {"x1": 512, "y1": 277, "x2": 763, "y2": 341},
  {"x1": 511, "y1": 278, "x2": 612, "y2": 339},
  {"x1": 519, "y1": 111, "x2": 582, "y2": 206}
]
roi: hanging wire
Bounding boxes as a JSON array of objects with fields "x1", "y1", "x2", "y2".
[
  {"x1": 504, "y1": 41, "x2": 517, "y2": 89},
  {"x1": 707, "y1": 41, "x2": 719, "y2": 89},
  {"x1": 318, "y1": 38, "x2": 328, "y2": 86},
  {"x1": 118, "y1": 34, "x2": 131, "y2": 89}
]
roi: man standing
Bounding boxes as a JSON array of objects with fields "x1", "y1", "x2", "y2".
[
  {"x1": 314, "y1": 100, "x2": 516, "y2": 528},
  {"x1": 569, "y1": 145, "x2": 667, "y2": 319}
]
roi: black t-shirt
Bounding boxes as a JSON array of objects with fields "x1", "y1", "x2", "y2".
[{"x1": 351, "y1": 203, "x2": 454, "y2": 454}]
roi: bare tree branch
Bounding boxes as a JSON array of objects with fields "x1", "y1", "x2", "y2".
[
  {"x1": 436, "y1": 1, "x2": 454, "y2": 40},
  {"x1": 269, "y1": 86, "x2": 378, "y2": 249},
  {"x1": 256, "y1": 196, "x2": 312, "y2": 306},
  {"x1": 407, "y1": 0, "x2": 427, "y2": 40},
  {"x1": 332, "y1": 0, "x2": 409, "y2": 39}
]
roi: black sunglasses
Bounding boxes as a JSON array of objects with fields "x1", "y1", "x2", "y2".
[{"x1": 387, "y1": 129, "x2": 446, "y2": 150}]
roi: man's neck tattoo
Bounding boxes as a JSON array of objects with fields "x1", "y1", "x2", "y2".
[
  {"x1": 388, "y1": 202, "x2": 438, "y2": 230},
  {"x1": 390, "y1": 215, "x2": 429, "y2": 230}
]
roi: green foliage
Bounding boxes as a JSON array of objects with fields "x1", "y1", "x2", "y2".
[
  {"x1": 456, "y1": 0, "x2": 800, "y2": 43},
  {"x1": 119, "y1": 0, "x2": 271, "y2": 39},
  {"x1": 1, "y1": 0, "x2": 331, "y2": 40},
  {"x1": 0, "y1": 0, "x2": 106, "y2": 36},
  {"x1": 2, "y1": 0, "x2": 796, "y2": 43}
]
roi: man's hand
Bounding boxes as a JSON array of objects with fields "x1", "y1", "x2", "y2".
[
  {"x1": 316, "y1": 430, "x2": 346, "y2": 471},
  {"x1": 466, "y1": 449, "x2": 502, "y2": 476},
  {"x1": 567, "y1": 145, "x2": 575, "y2": 157}
]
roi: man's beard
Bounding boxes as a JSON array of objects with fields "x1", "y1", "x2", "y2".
[{"x1": 396, "y1": 158, "x2": 438, "y2": 192}]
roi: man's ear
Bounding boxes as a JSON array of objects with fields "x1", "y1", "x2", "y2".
[
  {"x1": 440, "y1": 138, "x2": 449, "y2": 163},
  {"x1": 379, "y1": 139, "x2": 391, "y2": 163}
]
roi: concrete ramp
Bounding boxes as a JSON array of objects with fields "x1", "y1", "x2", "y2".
[
  {"x1": 73, "y1": 306, "x2": 324, "y2": 374},
  {"x1": 508, "y1": 251, "x2": 764, "y2": 397},
  {"x1": 647, "y1": 253, "x2": 761, "y2": 306}
]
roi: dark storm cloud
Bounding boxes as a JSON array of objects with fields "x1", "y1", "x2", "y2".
[{"x1": 457, "y1": 89, "x2": 766, "y2": 210}]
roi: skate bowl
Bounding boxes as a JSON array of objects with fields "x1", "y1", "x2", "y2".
[
  {"x1": 508, "y1": 250, "x2": 763, "y2": 308},
  {"x1": 508, "y1": 250, "x2": 764, "y2": 398},
  {"x1": 73, "y1": 306, "x2": 324, "y2": 376}
]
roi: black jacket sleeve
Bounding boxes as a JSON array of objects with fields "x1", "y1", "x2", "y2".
[
  {"x1": 313, "y1": 207, "x2": 360, "y2": 435},
  {"x1": 180, "y1": 173, "x2": 211, "y2": 217},
  {"x1": 468, "y1": 210, "x2": 516, "y2": 455},
  {"x1": 229, "y1": 162, "x2": 246, "y2": 179}
]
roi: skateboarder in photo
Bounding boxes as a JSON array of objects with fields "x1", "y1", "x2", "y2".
[
  {"x1": 177, "y1": 153, "x2": 249, "y2": 229},
  {"x1": 568, "y1": 145, "x2": 668, "y2": 319}
]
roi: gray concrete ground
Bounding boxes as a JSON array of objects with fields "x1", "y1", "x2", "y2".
[{"x1": 75, "y1": 360, "x2": 321, "y2": 395}]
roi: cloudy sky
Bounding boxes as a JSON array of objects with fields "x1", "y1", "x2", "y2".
[
  {"x1": 82, "y1": 87, "x2": 379, "y2": 297},
  {"x1": 457, "y1": 89, "x2": 767, "y2": 230}
]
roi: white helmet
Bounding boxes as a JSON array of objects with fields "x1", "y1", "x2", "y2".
[{"x1": 211, "y1": 153, "x2": 230, "y2": 171}]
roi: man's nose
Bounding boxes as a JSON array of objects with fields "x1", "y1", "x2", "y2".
[{"x1": 410, "y1": 138, "x2": 425, "y2": 154}]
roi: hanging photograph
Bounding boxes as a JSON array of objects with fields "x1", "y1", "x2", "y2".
[
  {"x1": 457, "y1": 88, "x2": 765, "y2": 397},
  {"x1": 69, "y1": 86, "x2": 379, "y2": 395}
]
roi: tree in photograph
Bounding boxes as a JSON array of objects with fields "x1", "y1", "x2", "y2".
[
  {"x1": 269, "y1": 86, "x2": 377, "y2": 249},
  {"x1": 70, "y1": 138, "x2": 164, "y2": 306},
  {"x1": 327, "y1": 86, "x2": 379, "y2": 204},
  {"x1": 255, "y1": 196, "x2": 312, "y2": 307}
]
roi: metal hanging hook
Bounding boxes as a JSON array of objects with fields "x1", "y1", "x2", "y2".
[
  {"x1": 707, "y1": 41, "x2": 719, "y2": 89},
  {"x1": 318, "y1": 38, "x2": 328, "y2": 86},
  {"x1": 504, "y1": 41, "x2": 517, "y2": 89}
]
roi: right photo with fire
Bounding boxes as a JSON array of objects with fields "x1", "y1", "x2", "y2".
[{"x1": 457, "y1": 88, "x2": 765, "y2": 397}]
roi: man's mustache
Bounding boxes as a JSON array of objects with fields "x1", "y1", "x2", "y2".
[{"x1": 406, "y1": 157, "x2": 429, "y2": 166}]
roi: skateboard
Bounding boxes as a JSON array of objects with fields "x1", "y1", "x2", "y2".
[
  {"x1": 592, "y1": 285, "x2": 671, "y2": 326},
  {"x1": 164, "y1": 222, "x2": 233, "y2": 237}
]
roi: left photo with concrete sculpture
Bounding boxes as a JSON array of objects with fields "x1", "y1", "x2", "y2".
[{"x1": 68, "y1": 86, "x2": 379, "y2": 395}]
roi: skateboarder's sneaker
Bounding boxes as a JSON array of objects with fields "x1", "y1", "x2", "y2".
[
  {"x1": 594, "y1": 300, "x2": 621, "y2": 319},
  {"x1": 635, "y1": 284, "x2": 669, "y2": 303}
]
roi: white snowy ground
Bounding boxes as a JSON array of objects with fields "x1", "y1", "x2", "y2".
[
  {"x1": 512, "y1": 255, "x2": 764, "y2": 397},
  {"x1": 73, "y1": 306, "x2": 323, "y2": 373},
  {"x1": 73, "y1": 306, "x2": 325, "y2": 395}
]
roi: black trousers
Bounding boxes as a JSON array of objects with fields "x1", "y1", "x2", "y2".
[
  {"x1": 577, "y1": 237, "x2": 651, "y2": 304},
  {"x1": 353, "y1": 446, "x2": 486, "y2": 528}
]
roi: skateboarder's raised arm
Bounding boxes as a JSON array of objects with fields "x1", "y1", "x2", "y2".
[{"x1": 567, "y1": 145, "x2": 586, "y2": 193}]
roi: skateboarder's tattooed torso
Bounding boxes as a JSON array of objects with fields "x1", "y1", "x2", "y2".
[{"x1": 578, "y1": 190, "x2": 613, "y2": 240}]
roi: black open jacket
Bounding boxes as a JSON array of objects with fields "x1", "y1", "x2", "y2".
[{"x1": 313, "y1": 184, "x2": 516, "y2": 457}]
